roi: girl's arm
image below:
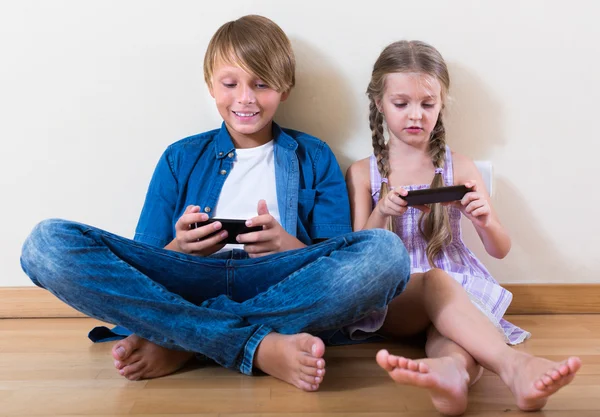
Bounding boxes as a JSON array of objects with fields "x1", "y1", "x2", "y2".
[
  {"x1": 452, "y1": 152, "x2": 511, "y2": 259},
  {"x1": 346, "y1": 158, "x2": 412, "y2": 230}
]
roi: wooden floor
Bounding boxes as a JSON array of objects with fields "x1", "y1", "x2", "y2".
[{"x1": 0, "y1": 315, "x2": 599, "y2": 416}]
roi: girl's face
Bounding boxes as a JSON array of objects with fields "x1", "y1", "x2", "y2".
[
  {"x1": 377, "y1": 72, "x2": 443, "y2": 148},
  {"x1": 209, "y1": 58, "x2": 289, "y2": 146}
]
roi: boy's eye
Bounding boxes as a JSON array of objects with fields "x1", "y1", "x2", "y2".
[
  {"x1": 256, "y1": 83, "x2": 269, "y2": 89},
  {"x1": 222, "y1": 83, "x2": 237, "y2": 88}
]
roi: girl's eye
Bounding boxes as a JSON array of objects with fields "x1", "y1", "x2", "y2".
[
  {"x1": 422, "y1": 103, "x2": 435, "y2": 108},
  {"x1": 394, "y1": 103, "x2": 407, "y2": 108}
]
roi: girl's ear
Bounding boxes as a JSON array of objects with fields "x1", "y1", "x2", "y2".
[{"x1": 375, "y1": 98, "x2": 383, "y2": 113}]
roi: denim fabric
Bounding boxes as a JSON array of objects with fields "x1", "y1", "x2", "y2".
[
  {"x1": 21, "y1": 219, "x2": 410, "y2": 375},
  {"x1": 135, "y1": 122, "x2": 352, "y2": 248}
]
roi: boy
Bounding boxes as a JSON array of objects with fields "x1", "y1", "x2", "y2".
[{"x1": 20, "y1": 15, "x2": 410, "y2": 392}]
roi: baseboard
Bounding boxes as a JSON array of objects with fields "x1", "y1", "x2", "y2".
[{"x1": 1, "y1": 284, "x2": 599, "y2": 319}]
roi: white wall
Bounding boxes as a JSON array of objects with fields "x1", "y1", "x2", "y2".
[{"x1": 1, "y1": 0, "x2": 598, "y2": 286}]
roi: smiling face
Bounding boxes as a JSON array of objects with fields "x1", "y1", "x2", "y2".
[
  {"x1": 209, "y1": 58, "x2": 289, "y2": 147},
  {"x1": 378, "y1": 72, "x2": 443, "y2": 148}
]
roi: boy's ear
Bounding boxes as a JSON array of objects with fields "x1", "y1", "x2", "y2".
[
  {"x1": 280, "y1": 90, "x2": 291, "y2": 102},
  {"x1": 208, "y1": 81, "x2": 215, "y2": 98}
]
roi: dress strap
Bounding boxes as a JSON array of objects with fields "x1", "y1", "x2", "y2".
[{"x1": 443, "y1": 145, "x2": 454, "y2": 186}]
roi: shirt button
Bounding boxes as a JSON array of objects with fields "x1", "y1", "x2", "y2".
[
  {"x1": 204, "y1": 207, "x2": 211, "y2": 213},
  {"x1": 220, "y1": 170, "x2": 227, "y2": 175},
  {"x1": 228, "y1": 152, "x2": 234, "y2": 158},
  {"x1": 218, "y1": 152, "x2": 224, "y2": 156}
]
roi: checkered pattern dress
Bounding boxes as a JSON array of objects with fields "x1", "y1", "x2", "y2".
[{"x1": 360, "y1": 147, "x2": 529, "y2": 345}]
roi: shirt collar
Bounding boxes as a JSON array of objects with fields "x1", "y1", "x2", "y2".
[{"x1": 213, "y1": 122, "x2": 298, "y2": 159}]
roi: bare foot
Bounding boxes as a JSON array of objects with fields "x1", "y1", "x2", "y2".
[
  {"x1": 376, "y1": 349, "x2": 470, "y2": 416},
  {"x1": 112, "y1": 334, "x2": 194, "y2": 380},
  {"x1": 502, "y1": 352, "x2": 582, "y2": 411},
  {"x1": 254, "y1": 333, "x2": 326, "y2": 392}
]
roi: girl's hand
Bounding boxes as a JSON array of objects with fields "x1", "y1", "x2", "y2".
[
  {"x1": 173, "y1": 205, "x2": 227, "y2": 256},
  {"x1": 448, "y1": 181, "x2": 491, "y2": 228},
  {"x1": 237, "y1": 200, "x2": 304, "y2": 258},
  {"x1": 377, "y1": 188, "x2": 430, "y2": 218}
]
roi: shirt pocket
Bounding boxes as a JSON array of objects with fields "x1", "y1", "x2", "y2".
[{"x1": 297, "y1": 189, "x2": 317, "y2": 222}]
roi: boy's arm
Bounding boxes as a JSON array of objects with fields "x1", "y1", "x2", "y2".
[
  {"x1": 309, "y1": 143, "x2": 353, "y2": 240},
  {"x1": 134, "y1": 149, "x2": 179, "y2": 248}
]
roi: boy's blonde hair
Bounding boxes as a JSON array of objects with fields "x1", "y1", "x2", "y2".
[
  {"x1": 203, "y1": 15, "x2": 295, "y2": 93},
  {"x1": 366, "y1": 40, "x2": 451, "y2": 268}
]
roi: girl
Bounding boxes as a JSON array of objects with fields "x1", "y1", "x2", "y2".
[{"x1": 346, "y1": 40, "x2": 581, "y2": 415}]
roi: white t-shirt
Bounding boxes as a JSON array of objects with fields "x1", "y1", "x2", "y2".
[{"x1": 213, "y1": 140, "x2": 280, "y2": 251}]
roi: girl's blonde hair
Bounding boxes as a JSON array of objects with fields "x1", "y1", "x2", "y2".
[
  {"x1": 203, "y1": 15, "x2": 295, "y2": 93},
  {"x1": 366, "y1": 40, "x2": 451, "y2": 267}
]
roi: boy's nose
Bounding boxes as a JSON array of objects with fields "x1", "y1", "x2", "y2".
[{"x1": 237, "y1": 86, "x2": 256, "y2": 104}]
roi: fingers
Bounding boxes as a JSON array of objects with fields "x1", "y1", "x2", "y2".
[{"x1": 256, "y1": 199, "x2": 270, "y2": 216}]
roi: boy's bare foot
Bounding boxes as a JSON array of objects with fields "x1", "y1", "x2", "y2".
[
  {"x1": 254, "y1": 333, "x2": 326, "y2": 392},
  {"x1": 502, "y1": 352, "x2": 582, "y2": 411},
  {"x1": 112, "y1": 334, "x2": 194, "y2": 380},
  {"x1": 376, "y1": 349, "x2": 469, "y2": 416}
]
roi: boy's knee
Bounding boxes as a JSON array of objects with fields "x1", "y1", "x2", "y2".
[
  {"x1": 361, "y1": 229, "x2": 410, "y2": 275},
  {"x1": 21, "y1": 219, "x2": 81, "y2": 288},
  {"x1": 351, "y1": 228, "x2": 411, "y2": 291}
]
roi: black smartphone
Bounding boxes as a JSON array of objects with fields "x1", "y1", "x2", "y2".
[
  {"x1": 401, "y1": 185, "x2": 470, "y2": 206},
  {"x1": 191, "y1": 218, "x2": 262, "y2": 244}
]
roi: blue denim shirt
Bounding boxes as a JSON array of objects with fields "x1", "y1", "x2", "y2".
[{"x1": 134, "y1": 122, "x2": 352, "y2": 247}]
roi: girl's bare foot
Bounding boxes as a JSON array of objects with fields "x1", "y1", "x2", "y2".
[
  {"x1": 112, "y1": 335, "x2": 194, "y2": 380},
  {"x1": 502, "y1": 352, "x2": 582, "y2": 411},
  {"x1": 254, "y1": 333, "x2": 326, "y2": 392},
  {"x1": 376, "y1": 349, "x2": 469, "y2": 416}
]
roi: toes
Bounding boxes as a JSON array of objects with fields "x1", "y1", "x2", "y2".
[
  {"x1": 300, "y1": 365, "x2": 321, "y2": 377},
  {"x1": 297, "y1": 379, "x2": 318, "y2": 392},
  {"x1": 298, "y1": 371, "x2": 320, "y2": 386},
  {"x1": 541, "y1": 375, "x2": 554, "y2": 387},
  {"x1": 121, "y1": 361, "x2": 145, "y2": 380},
  {"x1": 396, "y1": 356, "x2": 409, "y2": 369},
  {"x1": 114, "y1": 360, "x2": 125, "y2": 370},
  {"x1": 407, "y1": 359, "x2": 420, "y2": 372},
  {"x1": 418, "y1": 361, "x2": 430, "y2": 373},
  {"x1": 376, "y1": 350, "x2": 395, "y2": 372},
  {"x1": 567, "y1": 357, "x2": 582, "y2": 373},
  {"x1": 300, "y1": 355, "x2": 325, "y2": 369},
  {"x1": 112, "y1": 335, "x2": 141, "y2": 361},
  {"x1": 310, "y1": 338, "x2": 325, "y2": 358},
  {"x1": 549, "y1": 369, "x2": 562, "y2": 381}
]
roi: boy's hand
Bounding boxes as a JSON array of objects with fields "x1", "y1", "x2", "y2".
[
  {"x1": 445, "y1": 181, "x2": 491, "y2": 228},
  {"x1": 237, "y1": 200, "x2": 303, "y2": 258},
  {"x1": 173, "y1": 205, "x2": 227, "y2": 256}
]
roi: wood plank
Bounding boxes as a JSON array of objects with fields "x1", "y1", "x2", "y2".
[{"x1": 0, "y1": 286, "x2": 85, "y2": 318}]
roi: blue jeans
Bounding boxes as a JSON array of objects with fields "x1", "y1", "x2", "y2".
[{"x1": 20, "y1": 219, "x2": 410, "y2": 375}]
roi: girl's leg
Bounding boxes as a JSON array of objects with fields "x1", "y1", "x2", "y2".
[{"x1": 379, "y1": 268, "x2": 582, "y2": 412}]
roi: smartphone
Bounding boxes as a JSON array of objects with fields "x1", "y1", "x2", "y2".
[
  {"x1": 401, "y1": 185, "x2": 470, "y2": 206},
  {"x1": 191, "y1": 218, "x2": 262, "y2": 244}
]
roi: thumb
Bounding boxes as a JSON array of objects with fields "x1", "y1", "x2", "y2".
[{"x1": 257, "y1": 199, "x2": 270, "y2": 216}]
